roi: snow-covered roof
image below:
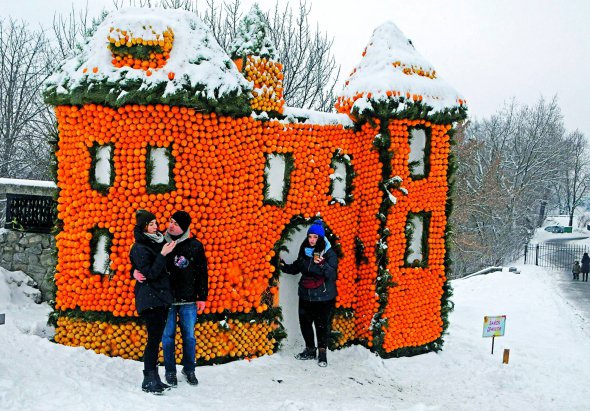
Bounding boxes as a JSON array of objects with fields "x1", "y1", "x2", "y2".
[
  {"x1": 336, "y1": 22, "x2": 466, "y2": 118},
  {"x1": 43, "y1": 8, "x2": 252, "y2": 115}
]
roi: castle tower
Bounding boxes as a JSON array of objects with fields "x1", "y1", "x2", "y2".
[{"x1": 336, "y1": 22, "x2": 467, "y2": 355}]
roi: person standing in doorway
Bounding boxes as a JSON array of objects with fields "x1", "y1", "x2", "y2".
[{"x1": 280, "y1": 220, "x2": 338, "y2": 367}]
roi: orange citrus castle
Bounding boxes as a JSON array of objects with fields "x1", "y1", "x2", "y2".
[{"x1": 44, "y1": 7, "x2": 467, "y2": 363}]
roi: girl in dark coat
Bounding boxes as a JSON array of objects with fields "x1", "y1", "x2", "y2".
[
  {"x1": 582, "y1": 252, "x2": 590, "y2": 282},
  {"x1": 129, "y1": 210, "x2": 176, "y2": 394},
  {"x1": 280, "y1": 220, "x2": 338, "y2": 367}
]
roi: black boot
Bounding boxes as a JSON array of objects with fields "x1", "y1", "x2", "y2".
[
  {"x1": 318, "y1": 348, "x2": 328, "y2": 367},
  {"x1": 165, "y1": 371, "x2": 178, "y2": 387},
  {"x1": 295, "y1": 347, "x2": 316, "y2": 360},
  {"x1": 154, "y1": 370, "x2": 171, "y2": 391},
  {"x1": 182, "y1": 368, "x2": 199, "y2": 386},
  {"x1": 142, "y1": 370, "x2": 165, "y2": 395}
]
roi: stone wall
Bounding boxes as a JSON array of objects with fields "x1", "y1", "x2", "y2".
[
  {"x1": 0, "y1": 229, "x2": 56, "y2": 301},
  {"x1": 0, "y1": 178, "x2": 57, "y2": 301}
]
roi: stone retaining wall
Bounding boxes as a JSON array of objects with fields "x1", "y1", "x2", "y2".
[
  {"x1": 0, "y1": 178, "x2": 57, "y2": 301},
  {"x1": 0, "y1": 229, "x2": 56, "y2": 301}
]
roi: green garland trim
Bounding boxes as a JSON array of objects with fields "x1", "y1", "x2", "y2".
[
  {"x1": 89, "y1": 227, "x2": 113, "y2": 276},
  {"x1": 408, "y1": 126, "x2": 432, "y2": 180},
  {"x1": 328, "y1": 149, "x2": 355, "y2": 205},
  {"x1": 262, "y1": 152, "x2": 294, "y2": 207},
  {"x1": 351, "y1": 98, "x2": 467, "y2": 124},
  {"x1": 108, "y1": 43, "x2": 164, "y2": 60},
  {"x1": 146, "y1": 145, "x2": 176, "y2": 194},
  {"x1": 354, "y1": 236, "x2": 369, "y2": 266},
  {"x1": 403, "y1": 211, "x2": 432, "y2": 268},
  {"x1": 88, "y1": 143, "x2": 115, "y2": 194},
  {"x1": 43, "y1": 77, "x2": 252, "y2": 118}
]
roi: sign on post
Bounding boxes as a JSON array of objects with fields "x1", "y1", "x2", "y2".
[{"x1": 483, "y1": 315, "x2": 506, "y2": 354}]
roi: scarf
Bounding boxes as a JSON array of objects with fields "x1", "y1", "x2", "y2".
[
  {"x1": 144, "y1": 232, "x2": 164, "y2": 243},
  {"x1": 304, "y1": 238, "x2": 332, "y2": 257},
  {"x1": 165, "y1": 227, "x2": 190, "y2": 244}
]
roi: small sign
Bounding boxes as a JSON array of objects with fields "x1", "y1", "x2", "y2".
[
  {"x1": 0, "y1": 313, "x2": 5, "y2": 325},
  {"x1": 483, "y1": 315, "x2": 506, "y2": 337}
]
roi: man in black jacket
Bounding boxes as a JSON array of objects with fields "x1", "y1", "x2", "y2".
[{"x1": 134, "y1": 210, "x2": 208, "y2": 387}]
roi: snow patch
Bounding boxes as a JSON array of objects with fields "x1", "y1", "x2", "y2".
[
  {"x1": 94, "y1": 145, "x2": 112, "y2": 186},
  {"x1": 264, "y1": 153, "x2": 286, "y2": 202},
  {"x1": 149, "y1": 147, "x2": 170, "y2": 186}
]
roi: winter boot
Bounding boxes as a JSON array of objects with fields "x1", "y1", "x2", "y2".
[
  {"x1": 318, "y1": 348, "x2": 328, "y2": 367},
  {"x1": 295, "y1": 347, "x2": 316, "y2": 360},
  {"x1": 182, "y1": 368, "x2": 199, "y2": 386},
  {"x1": 142, "y1": 370, "x2": 165, "y2": 395},
  {"x1": 154, "y1": 370, "x2": 171, "y2": 391},
  {"x1": 165, "y1": 371, "x2": 178, "y2": 387}
]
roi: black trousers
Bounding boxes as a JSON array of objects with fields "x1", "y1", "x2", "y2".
[
  {"x1": 298, "y1": 298, "x2": 335, "y2": 349},
  {"x1": 140, "y1": 306, "x2": 169, "y2": 371}
]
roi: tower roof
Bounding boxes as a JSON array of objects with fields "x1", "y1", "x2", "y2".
[
  {"x1": 335, "y1": 22, "x2": 466, "y2": 119},
  {"x1": 43, "y1": 8, "x2": 252, "y2": 115}
]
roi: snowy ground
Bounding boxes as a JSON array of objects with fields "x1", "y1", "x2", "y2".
[{"x1": 1, "y1": 262, "x2": 589, "y2": 410}]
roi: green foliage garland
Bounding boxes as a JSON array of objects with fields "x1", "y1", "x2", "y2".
[
  {"x1": 43, "y1": 77, "x2": 252, "y2": 118},
  {"x1": 403, "y1": 211, "x2": 432, "y2": 268},
  {"x1": 407, "y1": 126, "x2": 432, "y2": 180},
  {"x1": 328, "y1": 149, "x2": 355, "y2": 205},
  {"x1": 145, "y1": 145, "x2": 176, "y2": 194},
  {"x1": 89, "y1": 227, "x2": 113, "y2": 276},
  {"x1": 88, "y1": 143, "x2": 115, "y2": 194},
  {"x1": 262, "y1": 152, "x2": 294, "y2": 207}
]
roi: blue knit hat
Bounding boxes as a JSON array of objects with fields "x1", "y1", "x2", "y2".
[{"x1": 307, "y1": 220, "x2": 325, "y2": 238}]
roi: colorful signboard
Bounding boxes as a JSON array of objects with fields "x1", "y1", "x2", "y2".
[{"x1": 483, "y1": 315, "x2": 506, "y2": 337}]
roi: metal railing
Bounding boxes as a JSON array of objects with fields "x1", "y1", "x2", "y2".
[
  {"x1": 524, "y1": 242, "x2": 590, "y2": 270},
  {"x1": 0, "y1": 178, "x2": 57, "y2": 233}
]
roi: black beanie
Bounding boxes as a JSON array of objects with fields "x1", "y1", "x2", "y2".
[
  {"x1": 136, "y1": 209, "x2": 156, "y2": 229},
  {"x1": 171, "y1": 210, "x2": 191, "y2": 233}
]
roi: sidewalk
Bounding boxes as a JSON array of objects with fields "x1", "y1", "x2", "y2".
[{"x1": 554, "y1": 267, "x2": 590, "y2": 323}]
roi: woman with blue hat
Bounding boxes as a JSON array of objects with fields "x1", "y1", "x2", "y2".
[{"x1": 280, "y1": 219, "x2": 338, "y2": 367}]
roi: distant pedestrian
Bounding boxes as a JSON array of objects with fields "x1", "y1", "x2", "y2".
[
  {"x1": 572, "y1": 261, "x2": 581, "y2": 281},
  {"x1": 581, "y1": 252, "x2": 590, "y2": 282}
]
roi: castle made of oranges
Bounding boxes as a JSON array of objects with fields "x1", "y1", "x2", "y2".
[{"x1": 44, "y1": 6, "x2": 467, "y2": 363}]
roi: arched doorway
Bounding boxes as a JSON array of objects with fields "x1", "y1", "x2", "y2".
[{"x1": 272, "y1": 216, "x2": 340, "y2": 351}]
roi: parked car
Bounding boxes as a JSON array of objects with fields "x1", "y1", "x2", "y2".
[{"x1": 544, "y1": 225, "x2": 565, "y2": 233}]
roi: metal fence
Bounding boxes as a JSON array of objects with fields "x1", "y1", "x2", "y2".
[
  {"x1": 0, "y1": 178, "x2": 57, "y2": 233},
  {"x1": 5, "y1": 193, "x2": 56, "y2": 233},
  {"x1": 524, "y1": 242, "x2": 590, "y2": 270}
]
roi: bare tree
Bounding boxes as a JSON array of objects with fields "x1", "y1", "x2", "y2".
[
  {"x1": 557, "y1": 130, "x2": 590, "y2": 226},
  {"x1": 450, "y1": 97, "x2": 568, "y2": 276},
  {"x1": 0, "y1": 19, "x2": 53, "y2": 179}
]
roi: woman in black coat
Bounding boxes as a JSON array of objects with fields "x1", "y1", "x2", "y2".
[
  {"x1": 280, "y1": 220, "x2": 338, "y2": 367},
  {"x1": 129, "y1": 210, "x2": 176, "y2": 394},
  {"x1": 581, "y1": 252, "x2": 590, "y2": 282}
]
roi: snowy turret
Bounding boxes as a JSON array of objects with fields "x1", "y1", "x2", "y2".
[
  {"x1": 335, "y1": 22, "x2": 466, "y2": 121},
  {"x1": 230, "y1": 4, "x2": 284, "y2": 114},
  {"x1": 229, "y1": 3, "x2": 276, "y2": 60},
  {"x1": 43, "y1": 8, "x2": 252, "y2": 116}
]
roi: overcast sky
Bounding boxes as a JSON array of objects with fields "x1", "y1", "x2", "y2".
[{"x1": 2, "y1": 0, "x2": 589, "y2": 137}]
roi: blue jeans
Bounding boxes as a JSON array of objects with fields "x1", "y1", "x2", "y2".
[{"x1": 163, "y1": 304, "x2": 197, "y2": 373}]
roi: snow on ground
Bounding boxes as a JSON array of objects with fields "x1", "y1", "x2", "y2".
[{"x1": 1, "y1": 263, "x2": 589, "y2": 410}]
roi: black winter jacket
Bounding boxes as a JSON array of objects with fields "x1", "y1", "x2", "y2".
[
  {"x1": 129, "y1": 227, "x2": 173, "y2": 314},
  {"x1": 582, "y1": 254, "x2": 590, "y2": 272},
  {"x1": 281, "y1": 242, "x2": 338, "y2": 302},
  {"x1": 166, "y1": 237, "x2": 208, "y2": 303}
]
